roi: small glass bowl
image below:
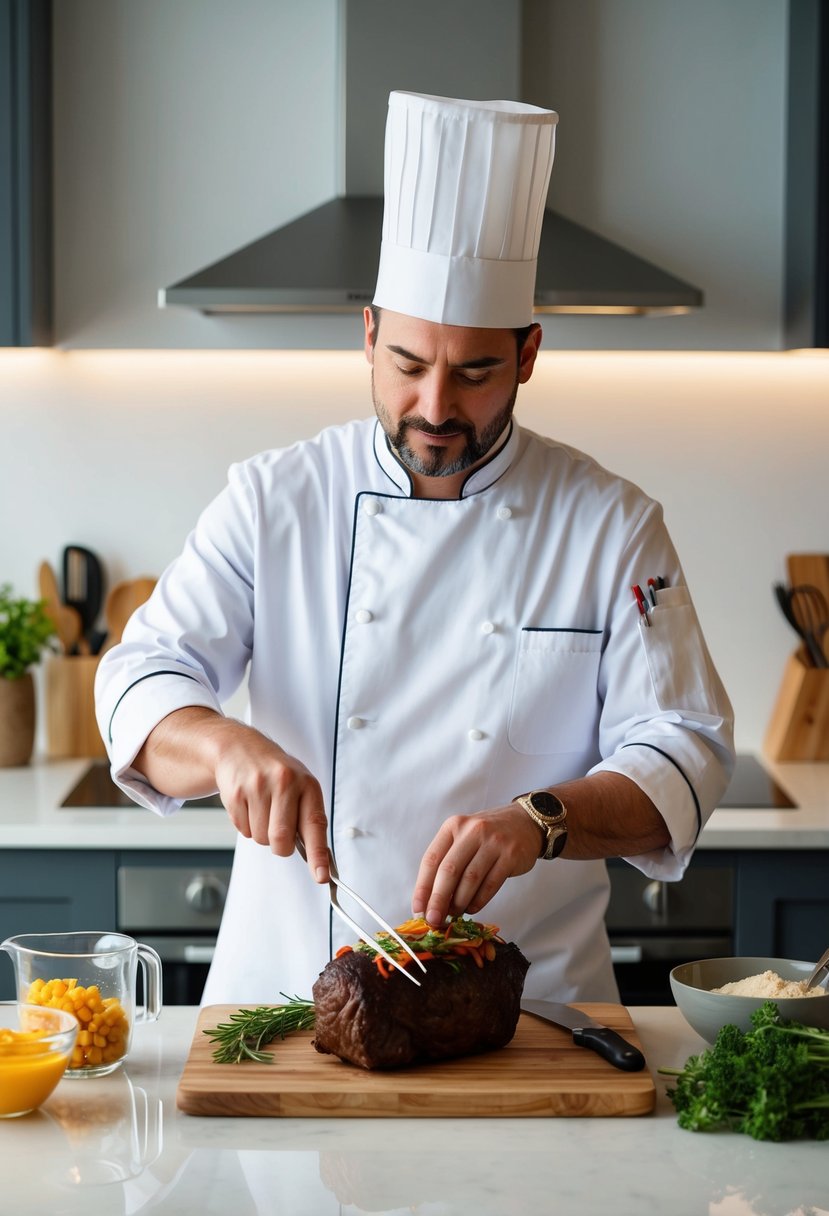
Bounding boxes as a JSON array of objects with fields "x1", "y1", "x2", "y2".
[{"x1": 0, "y1": 1002, "x2": 78, "y2": 1117}]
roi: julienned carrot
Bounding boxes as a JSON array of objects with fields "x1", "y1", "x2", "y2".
[
  {"x1": 358, "y1": 917, "x2": 501, "y2": 977},
  {"x1": 335, "y1": 945, "x2": 354, "y2": 958}
]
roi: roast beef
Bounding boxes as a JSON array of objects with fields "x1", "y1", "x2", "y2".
[{"x1": 312, "y1": 939, "x2": 530, "y2": 1070}]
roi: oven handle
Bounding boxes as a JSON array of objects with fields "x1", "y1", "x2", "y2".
[
  {"x1": 136, "y1": 935, "x2": 218, "y2": 965},
  {"x1": 184, "y1": 944, "x2": 216, "y2": 964},
  {"x1": 610, "y1": 945, "x2": 643, "y2": 964}
]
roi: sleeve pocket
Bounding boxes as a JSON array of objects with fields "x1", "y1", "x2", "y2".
[
  {"x1": 507, "y1": 629, "x2": 603, "y2": 756},
  {"x1": 640, "y1": 586, "x2": 722, "y2": 720}
]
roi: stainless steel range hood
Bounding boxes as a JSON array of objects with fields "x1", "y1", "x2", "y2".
[{"x1": 160, "y1": 1, "x2": 702, "y2": 318}]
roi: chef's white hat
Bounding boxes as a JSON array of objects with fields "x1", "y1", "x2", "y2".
[{"x1": 373, "y1": 91, "x2": 558, "y2": 328}]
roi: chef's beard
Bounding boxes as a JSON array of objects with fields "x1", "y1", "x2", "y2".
[{"x1": 371, "y1": 374, "x2": 519, "y2": 478}]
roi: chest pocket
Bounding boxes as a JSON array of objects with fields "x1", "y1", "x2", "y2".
[{"x1": 507, "y1": 628, "x2": 603, "y2": 756}]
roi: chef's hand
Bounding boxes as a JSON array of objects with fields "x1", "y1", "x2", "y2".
[
  {"x1": 412, "y1": 804, "x2": 542, "y2": 927},
  {"x1": 134, "y1": 708, "x2": 330, "y2": 884},
  {"x1": 213, "y1": 724, "x2": 330, "y2": 882}
]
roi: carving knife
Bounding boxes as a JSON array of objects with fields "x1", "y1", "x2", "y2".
[{"x1": 521, "y1": 999, "x2": 646, "y2": 1072}]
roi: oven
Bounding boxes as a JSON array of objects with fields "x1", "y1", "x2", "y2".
[
  {"x1": 606, "y1": 858, "x2": 734, "y2": 1004},
  {"x1": 605, "y1": 754, "x2": 797, "y2": 1004},
  {"x1": 117, "y1": 863, "x2": 231, "y2": 1005}
]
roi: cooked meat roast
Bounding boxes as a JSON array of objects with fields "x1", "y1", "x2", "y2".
[{"x1": 312, "y1": 926, "x2": 530, "y2": 1071}]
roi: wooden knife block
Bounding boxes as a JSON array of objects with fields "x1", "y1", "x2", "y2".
[
  {"x1": 764, "y1": 649, "x2": 829, "y2": 762},
  {"x1": 45, "y1": 656, "x2": 107, "y2": 759}
]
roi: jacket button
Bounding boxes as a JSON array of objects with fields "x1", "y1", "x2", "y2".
[
  {"x1": 467, "y1": 728, "x2": 485, "y2": 741},
  {"x1": 344, "y1": 826, "x2": 361, "y2": 839},
  {"x1": 480, "y1": 620, "x2": 495, "y2": 635},
  {"x1": 355, "y1": 608, "x2": 373, "y2": 624},
  {"x1": 347, "y1": 716, "x2": 366, "y2": 730},
  {"x1": 364, "y1": 499, "x2": 382, "y2": 516},
  {"x1": 496, "y1": 506, "x2": 513, "y2": 520}
]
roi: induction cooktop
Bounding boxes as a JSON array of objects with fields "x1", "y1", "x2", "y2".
[
  {"x1": 718, "y1": 753, "x2": 796, "y2": 809},
  {"x1": 60, "y1": 761, "x2": 223, "y2": 809}
]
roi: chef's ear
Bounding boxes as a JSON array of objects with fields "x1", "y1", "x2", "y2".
[
  {"x1": 517, "y1": 323, "x2": 542, "y2": 384},
  {"x1": 363, "y1": 306, "x2": 379, "y2": 364}
]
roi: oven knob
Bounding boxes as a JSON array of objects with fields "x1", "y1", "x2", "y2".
[
  {"x1": 642, "y1": 880, "x2": 666, "y2": 915},
  {"x1": 185, "y1": 875, "x2": 227, "y2": 914}
]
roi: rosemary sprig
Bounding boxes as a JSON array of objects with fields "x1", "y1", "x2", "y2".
[{"x1": 203, "y1": 994, "x2": 315, "y2": 1064}]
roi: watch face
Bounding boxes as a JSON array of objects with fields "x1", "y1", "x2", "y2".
[{"x1": 529, "y1": 791, "x2": 563, "y2": 818}]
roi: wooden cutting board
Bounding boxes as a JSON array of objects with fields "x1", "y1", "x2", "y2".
[{"x1": 177, "y1": 1003, "x2": 655, "y2": 1118}]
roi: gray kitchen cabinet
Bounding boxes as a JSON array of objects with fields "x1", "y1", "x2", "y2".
[
  {"x1": 0, "y1": 849, "x2": 117, "y2": 998},
  {"x1": 785, "y1": 0, "x2": 829, "y2": 348},
  {"x1": 0, "y1": 0, "x2": 51, "y2": 346},
  {"x1": 732, "y1": 851, "x2": 829, "y2": 961}
]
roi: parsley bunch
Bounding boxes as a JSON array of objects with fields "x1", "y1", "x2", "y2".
[{"x1": 659, "y1": 1001, "x2": 829, "y2": 1141}]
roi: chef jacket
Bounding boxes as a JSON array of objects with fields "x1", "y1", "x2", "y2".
[{"x1": 96, "y1": 418, "x2": 734, "y2": 1004}]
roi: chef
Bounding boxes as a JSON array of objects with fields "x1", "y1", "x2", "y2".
[{"x1": 95, "y1": 91, "x2": 734, "y2": 1005}]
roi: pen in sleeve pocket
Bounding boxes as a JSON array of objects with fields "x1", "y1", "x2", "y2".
[{"x1": 631, "y1": 584, "x2": 651, "y2": 625}]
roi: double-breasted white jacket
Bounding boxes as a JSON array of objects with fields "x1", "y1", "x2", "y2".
[{"x1": 96, "y1": 418, "x2": 734, "y2": 1004}]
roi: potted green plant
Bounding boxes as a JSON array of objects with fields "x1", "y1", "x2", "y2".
[{"x1": 0, "y1": 583, "x2": 58, "y2": 766}]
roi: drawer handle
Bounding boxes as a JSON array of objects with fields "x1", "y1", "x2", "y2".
[{"x1": 610, "y1": 945, "x2": 643, "y2": 964}]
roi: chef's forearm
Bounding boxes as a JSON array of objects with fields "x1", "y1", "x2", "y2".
[
  {"x1": 551, "y1": 771, "x2": 669, "y2": 860},
  {"x1": 132, "y1": 706, "x2": 245, "y2": 798}
]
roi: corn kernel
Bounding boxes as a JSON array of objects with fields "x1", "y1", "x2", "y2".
[{"x1": 25, "y1": 978, "x2": 129, "y2": 1069}]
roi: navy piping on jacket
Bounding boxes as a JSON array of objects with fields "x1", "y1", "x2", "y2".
[
  {"x1": 107, "y1": 670, "x2": 202, "y2": 744},
  {"x1": 621, "y1": 741, "x2": 702, "y2": 842}
]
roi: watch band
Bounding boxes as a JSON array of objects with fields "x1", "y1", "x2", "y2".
[{"x1": 514, "y1": 790, "x2": 568, "y2": 860}]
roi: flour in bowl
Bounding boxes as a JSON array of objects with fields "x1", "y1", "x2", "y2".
[{"x1": 711, "y1": 969, "x2": 824, "y2": 998}]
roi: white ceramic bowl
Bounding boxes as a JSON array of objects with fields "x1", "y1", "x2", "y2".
[
  {"x1": 670, "y1": 956, "x2": 829, "y2": 1045},
  {"x1": 0, "y1": 1002, "x2": 78, "y2": 1117}
]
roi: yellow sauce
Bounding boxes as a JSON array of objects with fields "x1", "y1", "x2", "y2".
[{"x1": 0, "y1": 1029, "x2": 70, "y2": 1116}]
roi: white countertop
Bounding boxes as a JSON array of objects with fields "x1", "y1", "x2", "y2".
[
  {"x1": 3, "y1": 1005, "x2": 826, "y2": 1216},
  {"x1": 0, "y1": 754, "x2": 827, "y2": 851},
  {"x1": 0, "y1": 758, "x2": 236, "y2": 850}
]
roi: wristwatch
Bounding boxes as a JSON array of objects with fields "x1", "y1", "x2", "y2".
[{"x1": 513, "y1": 790, "x2": 568, "y2": 860}]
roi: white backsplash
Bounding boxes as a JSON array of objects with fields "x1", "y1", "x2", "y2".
[{"x1": 2, "y1": 346, "x2": 828, "y2": 753}]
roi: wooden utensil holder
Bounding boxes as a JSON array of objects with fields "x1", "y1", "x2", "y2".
[
  {"x1": 45, "y1": 655, "x2": 107, "y2": 759},
  {"x1": 764, "y1": 648, "x2": 829, "y2": 762}
]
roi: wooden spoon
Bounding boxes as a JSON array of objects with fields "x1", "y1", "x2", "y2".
[
  {"x1": 102, "y1": 577, "x2": 157, "y2": 650},
  {"x1": 38, "y1": 560, "x2": 83, "y2": 655}
]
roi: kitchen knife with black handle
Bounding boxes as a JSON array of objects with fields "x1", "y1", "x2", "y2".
[{"x1": 520, "y1": 998, "x2": 646, "y2": 1072}]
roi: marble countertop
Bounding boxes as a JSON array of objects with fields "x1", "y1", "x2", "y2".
[
  {"x1": 3, "y1": 1005, "x2": 826, "y2": 1216},
  {"x1": 0, "y1": 754, "x2": 827, "y2": 851}
]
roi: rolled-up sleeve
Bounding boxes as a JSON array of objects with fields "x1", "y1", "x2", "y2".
[
  {"x1": 588, "y1": 500, "x2": 734, "y2": 879},
  {"x1": 94, "y1": 461, "x2": 258, "y2": 814}
]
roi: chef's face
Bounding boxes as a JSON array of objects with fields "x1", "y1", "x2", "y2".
[{"x1": 364, "y1": 308, "x2": 541, "y2": 496}]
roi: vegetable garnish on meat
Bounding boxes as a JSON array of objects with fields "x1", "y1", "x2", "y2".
[
  {"x1": 339, "y1": 915, "x2": 504, "y2": 977},
  {"x1": 658, "y1": 1001, "x2": 829, "y2": 1141}
]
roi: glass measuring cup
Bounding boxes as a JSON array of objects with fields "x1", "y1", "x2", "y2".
[{"x1": 1, "y1": 932, "x2": 162, "y2": 1078}]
